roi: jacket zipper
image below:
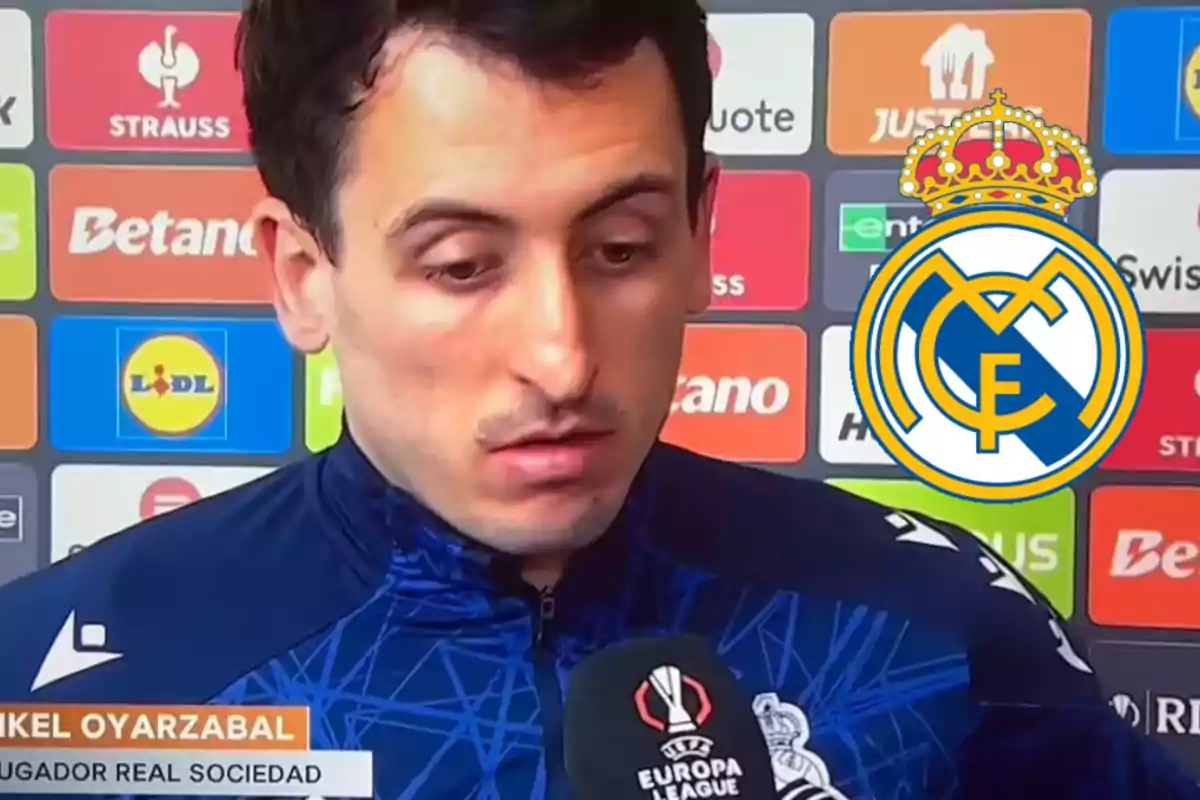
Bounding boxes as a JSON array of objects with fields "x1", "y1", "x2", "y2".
[{"x1": 532, "y1": 587, "x2": 567, "y2": 798}]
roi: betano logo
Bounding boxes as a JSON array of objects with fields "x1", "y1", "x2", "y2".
[
  {"x1": 50, "y1": 165, "x2": 269, "y2": 304},
  {"x1": 120, "y1": 334, "x2": 223, "y2": 437},
  {"x1": 660, "y1": 325, "x2": 806, "y2": 463},
  {"x1": 1089, "y1": 486, "x2": 1200, "y2": 630}
]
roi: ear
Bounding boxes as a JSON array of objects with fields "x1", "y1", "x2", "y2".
[
  {"x1": 253, "y1": 197, "x2": 332, "y2": 354},
  {"x1": 687, "y1": 154, "x2": 720, "y2": 316}
]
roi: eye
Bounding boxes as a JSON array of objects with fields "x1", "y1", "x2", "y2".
[
  {"x1": 593, "y1": 241, "x2": 656, "y2": 270},
  {"x1": 426, "y1": 258, "x2": 500, "y2": 290}
]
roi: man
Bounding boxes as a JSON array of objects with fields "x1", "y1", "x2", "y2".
[{"x1": 0, "y1": 1, "x2": 1194, "y2": 798}]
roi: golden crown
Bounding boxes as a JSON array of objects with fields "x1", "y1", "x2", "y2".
[{"x1": 898, "y1": 89, "x2": 1097, "y2": 218}]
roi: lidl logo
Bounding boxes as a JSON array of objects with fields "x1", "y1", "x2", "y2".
[
  {"x1": 50, "y1": 317, "x2": 292, "y2": 454},
  {"x1": 305, "y1": 347, "x2": 343, "y2": 452},
  {"x1": 829, "y1": 478, "x2": 1077, "y2": 616},
  {"x1": 120, "y1": 333, "x2": 223, "y2": 437},
  {"x1": 1105, "y1": 8, "x2": 1200, "y2": 154}
]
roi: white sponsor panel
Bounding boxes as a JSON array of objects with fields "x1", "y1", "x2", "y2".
[
  {"x1": 50, "y1": 465, "x2": 273, "y2": 561},
  {"x1": 818, "y1": 326, "x2": 893, "y2": 464},
  {"x1": 0, "y1": 9, "x2": 33, "y2": 149},
  {"x1": 1099, "y1": 170, "x2": 1200, "y2": 314},
  {"x1": 705, "y1": 13, "x2": 814, "y2": 155}
]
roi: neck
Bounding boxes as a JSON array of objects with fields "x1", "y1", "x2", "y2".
[{"x1": 520, "y1": 553, "x2": 570, "y2": 591}]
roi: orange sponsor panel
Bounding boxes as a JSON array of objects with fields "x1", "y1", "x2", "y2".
[
  {"x1": 1089, "y1": 486, "x2": 1200, "y2": 630},
  {"x1": 0, "y1": 705, "x2": 309, "y2": 750},
  {"x1": 0, "y1": 316, "x2": 37, "y2": 449},
  {"x1": 660, "y1": 324, "x2": 806, "y2": 462},
  {"x1": 827, "y1": 10, "x2": 1092, "y2": 155},
  {"x1": 49, "y1": 165, "x2": 271, "y2": 304}
]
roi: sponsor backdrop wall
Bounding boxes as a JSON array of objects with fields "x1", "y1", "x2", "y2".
[{"x1": 0, "y1": 0, "x2": 1198, "y2": 778}]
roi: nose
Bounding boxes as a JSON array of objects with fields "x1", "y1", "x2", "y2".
[{"x1": 510, "y1": 257, "x2": 596, "y2": 405}]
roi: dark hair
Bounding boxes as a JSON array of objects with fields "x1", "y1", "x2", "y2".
[{"x1": 235, "y1": 0, "x2": 712, "y2": 257}]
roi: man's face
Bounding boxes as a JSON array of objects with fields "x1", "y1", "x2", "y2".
[{"x1": 263, "y1": 32, "x2": 713, "y2": 554}]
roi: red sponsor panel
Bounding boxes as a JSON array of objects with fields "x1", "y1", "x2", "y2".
[
  {"x1": 1104, "y1": 330, "x2": 1200, "y2": 472},
  {"x1": 46, "y1": 11, "x2": 246, "y2": 152},
  {"x1": 660, "y1": 324, "x2": 807, "y2": 462},
  {"x1": 1089, "y1": 486, "x2": 1200, "y2": 630},
  {"x1": 710, "y1": 172, "x2": 810, "y2": 311},
  {"x1": 49, "y1": 165, "x2": 270, "y2": 303}
]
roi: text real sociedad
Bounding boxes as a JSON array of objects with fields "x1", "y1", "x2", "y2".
[{"x1": 0, "y1": 759, "x2": 322, "y2": 788}]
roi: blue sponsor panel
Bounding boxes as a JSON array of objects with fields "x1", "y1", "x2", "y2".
[
  {"x1": 50, "y1": 317, "x2": 293, "y2": 454},
  {"x1": 1105, "y1": 7, "x2": 1200, "y2": 154}
]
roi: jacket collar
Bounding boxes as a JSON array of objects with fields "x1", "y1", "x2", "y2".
[{"x1": 319, "y1": 426, "x2": 659, "y2": 604}]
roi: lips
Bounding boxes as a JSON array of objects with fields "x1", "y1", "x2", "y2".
[
  {"x1": 487, "y1": 430, "x2": 615, "y2": 486},
  {"x1": 499, "y1": 430, "x2": 611, "y2": 450}
]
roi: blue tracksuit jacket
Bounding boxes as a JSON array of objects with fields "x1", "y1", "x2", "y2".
[{"x1": 0, "y1": 433, "x2": 1195, "y2": 799}]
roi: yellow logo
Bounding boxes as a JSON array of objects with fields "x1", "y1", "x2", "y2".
[
  {"x1": 121, "y1": 333, "x2": 223, "y2": 436},
  {"x1": 1183, "y1": 44, "x2": 1200, "y2": 121},
  {"x1": 851, "y1": 89, "x2": 1144, "y2": 502}
]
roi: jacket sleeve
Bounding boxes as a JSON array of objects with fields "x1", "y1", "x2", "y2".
[{"x1": 901, "y1": 511, "x2": 1200, "y2": 799}]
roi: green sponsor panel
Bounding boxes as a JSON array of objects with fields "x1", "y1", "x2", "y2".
[
  {"x1": 828, "y1": 478, "x2": 1076, "y2": 617},
  {"x1": 0, "y1": 164, "x2": 36, "y2": 300},
  {"x1": 305, "y1": 347, "x2": 343, "y2": 452}
]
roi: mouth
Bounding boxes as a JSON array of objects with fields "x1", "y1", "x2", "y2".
[
  {"x1": 490, "y1": 427, "x2": 614, "y2": 452},
  {"x1": 487, "y1": 428, "x2": 616, "y2": 485}
]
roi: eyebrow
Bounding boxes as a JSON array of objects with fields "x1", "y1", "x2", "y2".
[{"x1": 387, "y1": 171, "x2": 679, "y2": 238}]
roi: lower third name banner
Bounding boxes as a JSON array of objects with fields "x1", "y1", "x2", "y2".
[{"x1": 0, "y1": 749, "x2": 373, "y2": 797}]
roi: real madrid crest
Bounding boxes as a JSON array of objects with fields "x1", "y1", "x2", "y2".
[{"x1": 851, "y1": 89, "x2": 1145, "y2": 502}]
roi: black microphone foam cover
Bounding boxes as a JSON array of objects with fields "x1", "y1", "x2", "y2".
[{"x1": 563, "y1": 634, "x2": 777, "y2": 799}]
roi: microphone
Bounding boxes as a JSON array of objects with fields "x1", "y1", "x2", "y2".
[{"x1": 563, "y1": 634, "x2": 777, "y2": 799}]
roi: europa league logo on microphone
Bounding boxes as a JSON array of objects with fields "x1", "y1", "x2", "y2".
[
  {"x1": 634, "y1": 664, "x2": 714, "y2": 760},
  {"x1": 633, "y1": 664, "x2": 745, "y2": 798}
]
